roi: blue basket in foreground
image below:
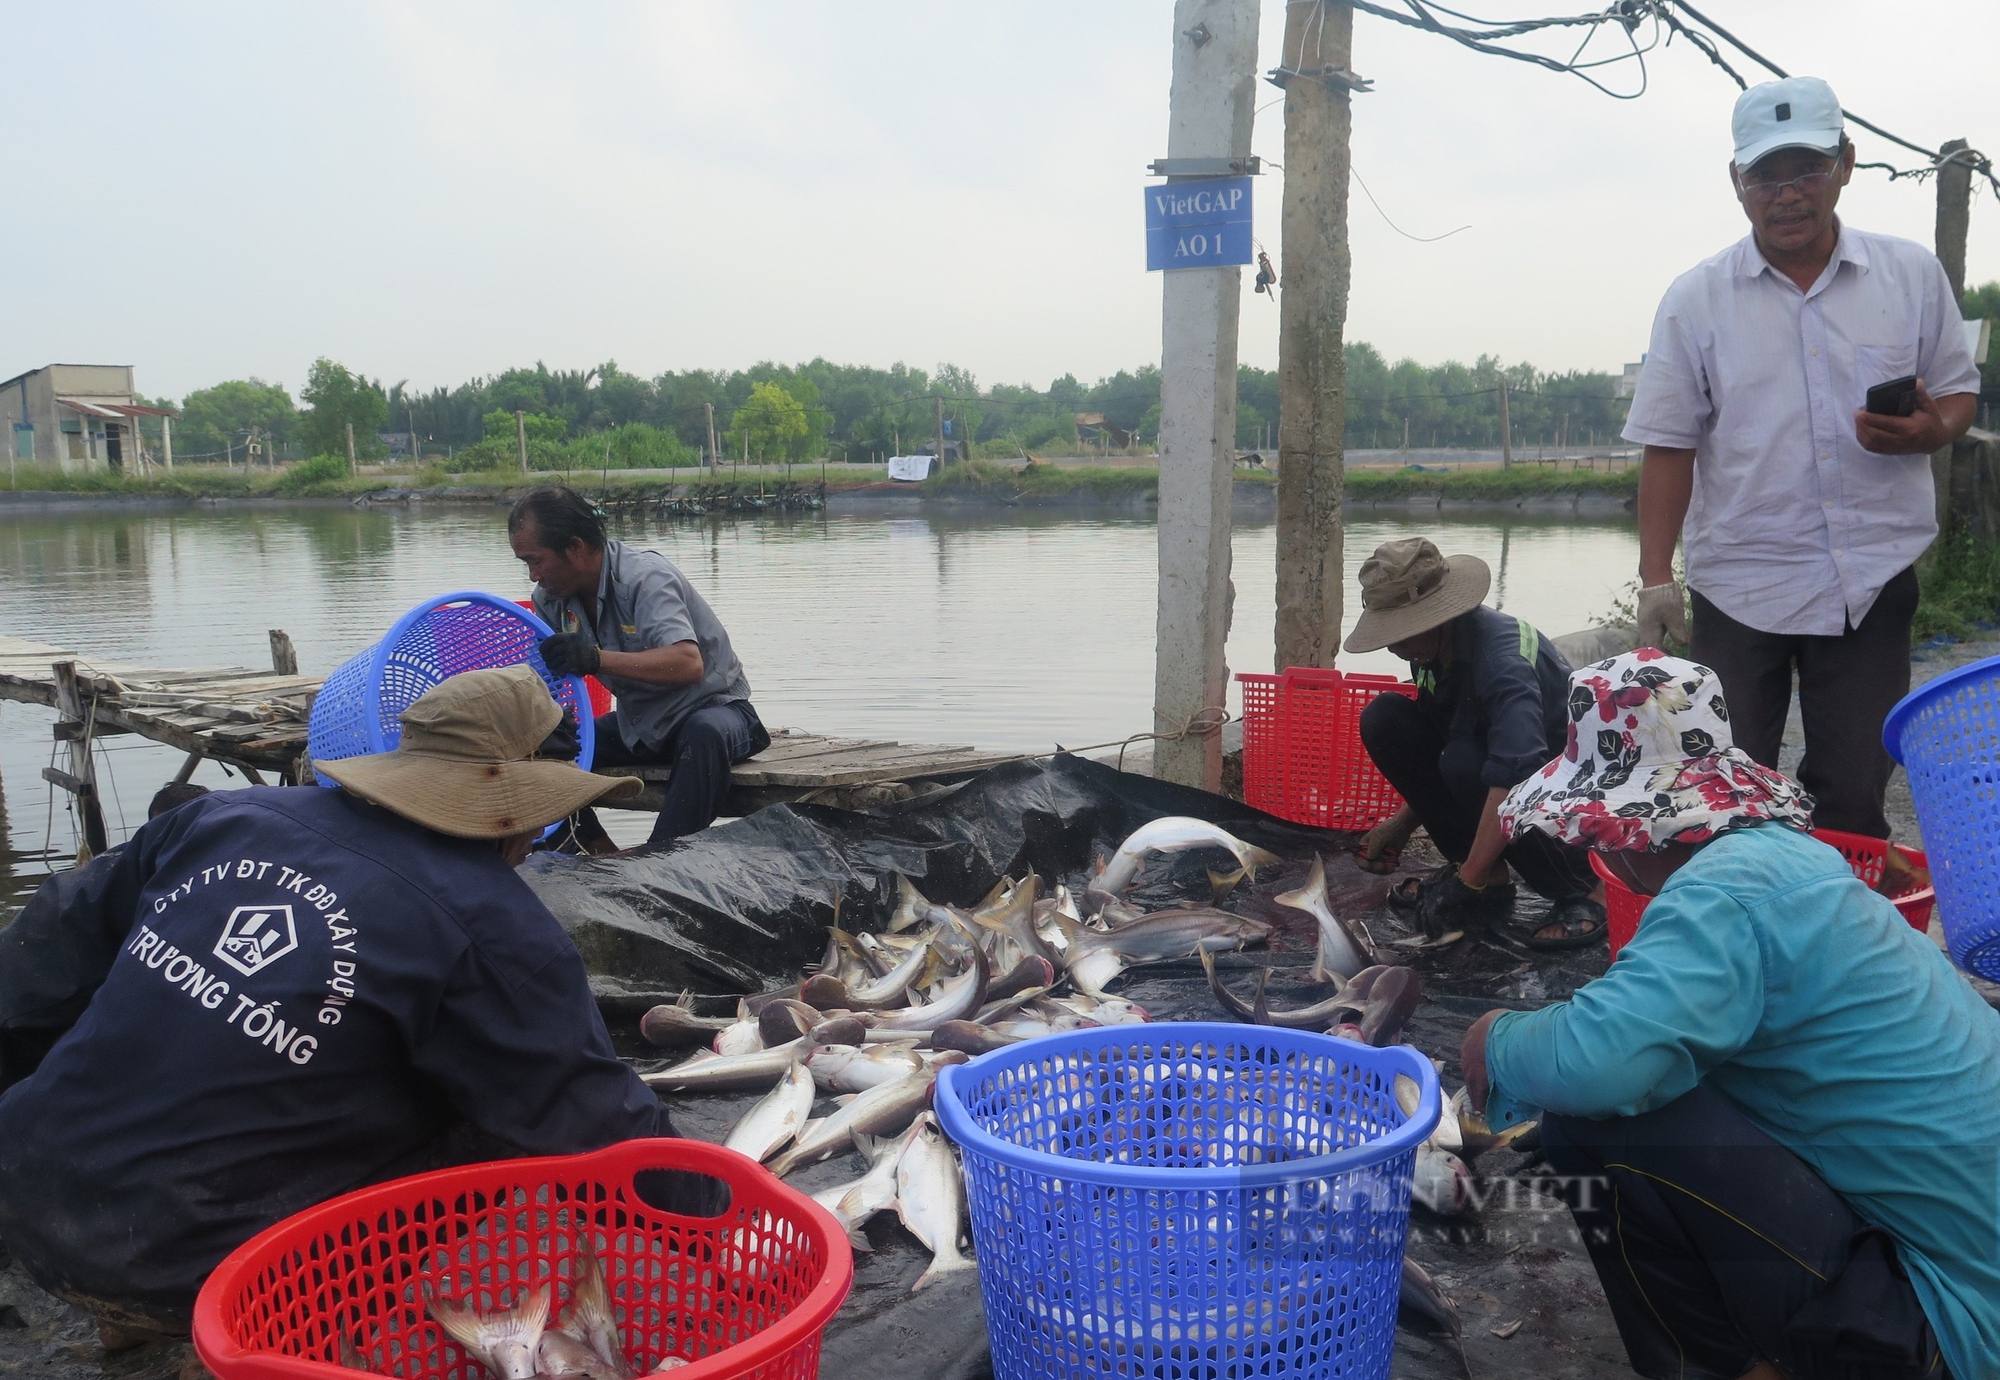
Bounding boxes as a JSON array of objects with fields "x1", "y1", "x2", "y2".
[
  {"x1": 308, "y1": 591, "x2": 595, "y2": 780},
  {"x1": 1885, "y1": 651, "x2": 2000, "y2": 979},
  {"x1": 934, "y1": 1023, "x2": 1439, "y2": 1380}
]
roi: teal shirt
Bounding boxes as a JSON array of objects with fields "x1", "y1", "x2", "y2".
[{"x1": 1486, "y1": 824, "x2": 2000, "y2": 1380}]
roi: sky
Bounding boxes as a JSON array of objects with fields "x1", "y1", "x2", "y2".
[{"x1": 8, "y1": 1, "x2": 1998, "y2": 402}]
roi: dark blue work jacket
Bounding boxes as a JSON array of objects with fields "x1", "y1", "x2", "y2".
[{"x1": 0, "y1": 787, "x2": 668, "y2": 1322}]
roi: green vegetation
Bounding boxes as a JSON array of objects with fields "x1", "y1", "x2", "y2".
[
  {"x1": 1, "y1": 460, "x2": 369, "y2": 499},
  {"x1": 1916, "y1": 531, "x2": 2000, "y2": 640},
  {"x1": 1345, "y1": 464, "x2": 1638, "y2": 501},
  {"x1": 176, "y1": 378, "x2": 297, "y2": 459},
  {"x1": 300, "y1": 358, "x2": 388, "y2": 460}
]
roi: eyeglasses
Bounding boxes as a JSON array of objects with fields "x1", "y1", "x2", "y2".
[{"x1": 1737, "y1": 169, "x2": 1837, "y2": 203}]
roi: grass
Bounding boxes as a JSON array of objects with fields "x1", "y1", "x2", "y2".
[
  {"x1": 0, "y1": 463, "x2": 387, "y2": 499},
  {"x1": 1915, "y1": 532, "x2": 2000, "y2": 640},
  {"x1": 1345, "y1": 464, "x2": 1639, "y2": 501}
]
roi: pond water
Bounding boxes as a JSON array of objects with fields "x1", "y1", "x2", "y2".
[{"x1": 0, "y1": 503, "x2": 1640, "y2": 911}]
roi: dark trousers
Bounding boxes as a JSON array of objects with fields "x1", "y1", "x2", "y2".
[
  {"x1": 1358, "y1": 691, "x2": 1595, "y2": 901},
  {"x1": 1690, "y1": 565, "x2": 1918, "y2": 839},
  {"x1": 1542, "y1": 1084, "x2": 1948, "y2": 1380},
  {"x1": 592, "y1": 700, "x2": 769, "y2": 844}
]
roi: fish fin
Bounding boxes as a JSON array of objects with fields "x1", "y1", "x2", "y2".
[
  {"x1": 1251, "y1": 968, "x2": 1272, "y2": 1026},
  {"x1": 851, "y1": 1131, "x2": 880, "y2": 1162},
  {"x1": 425, "y1": 1291, "x2": 494, "y2": 1364},
  {"x1": 846, "y1": 1226, "x2": 874, "y2": 1253},
  {"x1": 1049, "y1": 912, "x2": 1090, "y2": 956},
  {"x1": 1241, "y1": 844, "x2": 1284, "y2": 878},
  {"x1": 1207, "y1": 866, "x2": 1246, "y2": 902},
  {"x1": 911, "y1": 1254, "x2": 976, "y2": 1293},
  {"x1": 674, "y1": 990, "x2": 694, "y2": 1011}
]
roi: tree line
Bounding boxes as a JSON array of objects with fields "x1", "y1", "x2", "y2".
[{"x1": 166, "y1": 297, "x2": 2000, "y2": 472}]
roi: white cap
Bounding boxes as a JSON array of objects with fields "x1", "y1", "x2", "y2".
[{"x1": 1732, "y1": 76, "x2": 1844, "y2": 169}]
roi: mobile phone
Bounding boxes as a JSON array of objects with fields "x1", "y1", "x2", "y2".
[{"x1": 1865, "y1": 375, "x2": 1919, "y2": 418}]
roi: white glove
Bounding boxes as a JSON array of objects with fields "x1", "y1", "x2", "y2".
[{"x1": 1636, "y1": 582, "x2": 1689, "y2": 650}]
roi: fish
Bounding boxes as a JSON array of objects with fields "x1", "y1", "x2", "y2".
[
  {"x1": 642, "y1": 1038, "x2": 807, "y2": 1094},
  {"x1": 638, "y1": 994, "x2": 734, "y2": 1049},
  {"x1": 807, "y1": 1042, "x2": 925, "y2": 1094},
  {"x1": 927, "y1": 1019, "x2": 1020, "y2": 1056},
  {"x1": 1453, "y1": 1086, "x2": 1538, "y2": 1160},
  {"x1": 844, "y1": 934, "x2": 936, "y2": 1010},
  {"x1": 1414, "y1": 1144, "x2": 1476, "y2": 1216},
  {"x1": 985, "y1": 954, "x2": 1056, "y2": 1004},
  {"x1": 756, "y1": 999, "x2": 822, "y2": 1047},
  {"x1": 537, "y1": 1331, "x2": 622, "y2": 1380},
  {"x1": 1040, "y1": 991, "x2": 1149, "y2": 1025},
  {"x1": 811, "y1": 1117, "x2": 930, "y2": 1251},
  {"x1": 426, "y1": 1282, "x2": 551, "y2": 1380},
  {"x1": 871, "y1": 943, "x2": 990, "y2": 1033},
  {"x1": 336, "y1": 1335, "x2": 371, "y2": 1372},
  {"x1": 896, "y1": 1115, "x2": 975, "y2": 1292},
  {"x1": 1392, "y1": 930, "x2": 1465, "y2": 951},
  {"x1": 767, "y1": 1059, "x2": 959, "y2": 1178},
  {"x1": 723, "y1": 1061, "x2": 817, "y2": 1163},
  {"x1": 1400, "y1": 1255, "x2": 1468, "y2": 1353},
  {"x1": 889, "y1": 874, "x2": 954, "y2": 933},
  {"x1": 967, "y1": 874, "x2": 1059, "y2": 971},
  {"x1": 652, "y1": 1357, "x2": 689, "y2": 1372},
  {"x1": 712, "y1": 1019, "x2": 764, "y2": 1058},
  {"x1": 807, "y1": 1012, "x2": 870, "y2": 1047},
  {"x1": 1275, "y1": 854, "x2": 1377, "y2": 983},
  {"x1": 798, "y1": 973, "x2": 850, "y2": 1009},
  {"x1": 1084, "y1": 817, "x2": 1282, "y2": 911},
  {"x1": 560, "y1": 1239, "x2": 628, "y2": 1379},
  {"x1": 1213, "y1": 961, "x2": 1424, "y2": 1045},
  {"x1": 1052, "y1": 907, "x2": 1271, "y2": 996}
]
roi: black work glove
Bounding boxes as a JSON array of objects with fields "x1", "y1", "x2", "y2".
[
  {"x1": 539, "y1": 632, "x2": 600, "y2": 679},
  {"x1": 535, "y1": 711, "x2": 581, "y2": 762},
  {"x1": 1418, "y1": 869, "x2": 1501, "y2": 939}
]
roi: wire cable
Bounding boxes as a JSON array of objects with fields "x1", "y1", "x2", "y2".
[{"x1": 1351, "y1": 165, "x2": 1473, "y2": 242}]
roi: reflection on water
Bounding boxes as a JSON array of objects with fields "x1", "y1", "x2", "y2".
[{"x1": 0, "y1": 504, "x2": 1638, "y2": 912}]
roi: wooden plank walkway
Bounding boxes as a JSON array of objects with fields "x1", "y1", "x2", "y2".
[{"x1": 0, "y1": 633, "x2": 1024, "y2": 824}]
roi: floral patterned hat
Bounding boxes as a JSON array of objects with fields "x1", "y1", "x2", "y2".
[{"x1": 1499, "y1": 649, "x2": 1814, "y2": 853}]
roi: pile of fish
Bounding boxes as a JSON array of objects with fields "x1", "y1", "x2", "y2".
[
  {"x1": 626, "y1": 816, "x2": 1539, "y2": 1366},
  {"x1": 337, "y1": 1241, "x2": 686, "y2": 1377}
]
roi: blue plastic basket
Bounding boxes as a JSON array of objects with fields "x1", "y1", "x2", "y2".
[
  {"x1": 308, "y1": 591, "x2": 595, "y2": 782},
  {"x1": 1885, "y1": 652, "x2": 2000, "y2": 979},
  {"x1": 934, "y1": 1023, "x2": 1438, "y2": 1380}
]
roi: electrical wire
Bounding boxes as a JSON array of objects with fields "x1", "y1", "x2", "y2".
[{"x1": 1351, "y1": 165, "x2": 1472, "y2": 242}]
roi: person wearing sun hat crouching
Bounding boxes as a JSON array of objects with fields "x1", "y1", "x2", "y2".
[
  {"x1": 1346, "y1": 536, "x2": 1606, "y2": 950},
  {"x1": 1460, "y1": 649, "x2": 2000, "y2": 1380},
  {"x1": 0, "y1": 664, "x2": 674, "y2": 1348}
]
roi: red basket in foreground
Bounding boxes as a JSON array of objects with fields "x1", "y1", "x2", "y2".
[
  {"x1": 1239, "y1": 668, "x2": 1418, "y2": 832},
  {"x1": 193, "y1": 1140, "x2": 853, "y2": 1380},
  {"x1": 1593, "y1": 829, "x2": 1936, "y2": 961},
  {"x1": 514, "y1": 600, "x2": 615, "y2": 717}
]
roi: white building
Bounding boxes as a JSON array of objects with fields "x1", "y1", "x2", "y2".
[{"x1": 0, "y1": 364, "x2": 174, "y2": 472}]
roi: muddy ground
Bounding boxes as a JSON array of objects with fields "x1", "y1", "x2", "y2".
[{"x1": 0, "y1": 635, "x2": 1993, "y2": 1380}]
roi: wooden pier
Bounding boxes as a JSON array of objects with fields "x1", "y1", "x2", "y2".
[{"x1": 0, "y1": 632, "x2": 1022, "y2": 857}]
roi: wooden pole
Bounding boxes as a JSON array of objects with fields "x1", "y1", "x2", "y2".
[
  {"x1": 705, "y1": 401, "x2": 719, "y2": 472},
  {"x1": 934, "y1": 396, "x2": 946, "y2": 471},
  {"x1": 1152, "y1": 0, "x2": 1260, "y2": 789},
  {"x1": 1498, "y1": 378, "x2": 1512, "y2": 468},
  {"x1": 49, "y1": 660, "x2": 108, "y2": 864},
  {"x1": 1273, "y1": 0, "x2": 1355, "y2": 671},
  {"x1": 345, "y1": 421, "x2": 356, "y2": 475},
  {"x1": 1932, "y1": 137, "x2": 1974, "y2": 534},
  {"x1": 268, "y1": 629, "x2": 298, "y2": 676},
  {"x1": 516, "y1": 409, "x2": 529, "y2": 475}
]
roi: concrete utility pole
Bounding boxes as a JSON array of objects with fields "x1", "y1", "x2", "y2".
[
  {"x1": 162, "y1": 414, "x2": 174, "y2": 471},
  {"x1": 705, "y1": 402, "x2": 720, "y2": 471},
  {"x1": 1152, "y1": 0, "x2": 1260, "y2": 790},
  {"x1": 1273, "y1": 0, "x2": 1358, "y2": 671},
  {"x1": 934, "y1": 396, "x2": 947, "y2": 470},
  {"x1": 1933, "y1": 138, "x2": 1973, "y2": 533},
  {"x1": 1497, "y1": 378, "x2": 1513, "y2": 468},
  {"x1": 516, "y1": 409, "x2": 529, "y2": 475},
  {"x1": 1936, "y1": 138, "x2": 1972, "y2": 305},
  {"x1": 345, "y1": 421, "x2": 357, "y2": 475}
]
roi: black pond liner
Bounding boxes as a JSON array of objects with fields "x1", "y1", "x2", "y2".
[{"x1": 527, "y1": 756, "x2": 1630, "y2": 1380}]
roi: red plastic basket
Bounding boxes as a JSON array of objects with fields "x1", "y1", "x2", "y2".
[
  {"x1": 192, "y1": 1140, "x2": 853, "y2": 1380},
  {"x1": 1594, "y1": 829, "x2": 1936, "y2": 961},
  {"x1": 1238, "y1": 668, "x2": 1418, "y2": 832}
]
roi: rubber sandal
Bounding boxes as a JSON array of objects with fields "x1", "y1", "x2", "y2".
[{"x1": 1521, "y1": 895, "x2": 1608, "y2": 951}]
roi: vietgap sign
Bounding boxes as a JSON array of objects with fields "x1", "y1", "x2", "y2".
[{"x1": 1143, "y1": 176, "x2": 1253, "y2": 271}]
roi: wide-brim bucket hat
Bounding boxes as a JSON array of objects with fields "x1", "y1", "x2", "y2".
[
  {"x1": 1343, "y1": 537, "x2": 1492, "y2": 654},
  {"x1": 1499, "y1": 650, "x2": 1814, "y2": 853},
  {"x1": 316, "y1": 664, "x2": 639, "y2": 839}
]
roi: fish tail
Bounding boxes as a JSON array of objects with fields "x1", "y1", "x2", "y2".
[
  {"x1": 911, "y1": 1252, "x2": 975, "y2": 1293},
  {"x1": 1242, "y1": 845, "x2": 1283, "y2": 877},
  {"x1": 847, "y1": 1226, "x2": 874, "y2": 1253},
  {"x1": 424, "y1": 1293, "x2": 489, "y2": 1358}
]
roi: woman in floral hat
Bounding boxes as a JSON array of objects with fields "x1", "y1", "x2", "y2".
[{"x1": 1462, "y1": 650, "x2": 2000, "y2": 1380}]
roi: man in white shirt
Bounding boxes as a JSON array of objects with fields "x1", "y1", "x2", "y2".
[{"x1": 1624, "y1": 76, "x2": 1980, "y2": 840}]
